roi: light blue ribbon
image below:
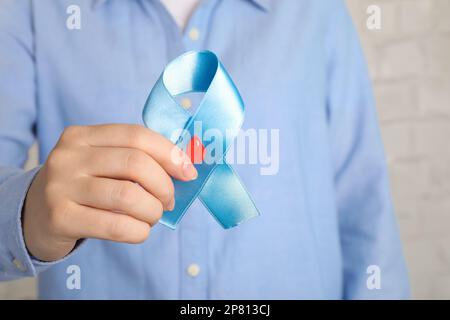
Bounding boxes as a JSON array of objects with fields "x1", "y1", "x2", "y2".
[{"x1": 142, "y1": 50, "x2": 259, "y2": 229}]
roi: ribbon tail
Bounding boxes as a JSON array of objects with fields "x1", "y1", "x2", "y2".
[{"x1": 199, "y1": 163, "x2": 260, "y2": 229}]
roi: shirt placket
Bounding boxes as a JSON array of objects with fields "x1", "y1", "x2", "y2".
[
  {"x1": 178, "y1": 0, "x2": 219, "y2": 300},
  {"x1": 182, "y1": 0, "x2": 216, "y2": 51},
  {"x1": 153, "y1": 0, "x2": 219, "y2": 299}
]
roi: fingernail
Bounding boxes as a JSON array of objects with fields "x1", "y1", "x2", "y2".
[
  {"x1": 182, "y1": 161, "x2": 198, "y2": 180},
  {"x1": 167, "y1": 198, "x2": 175, "y2": 211}
]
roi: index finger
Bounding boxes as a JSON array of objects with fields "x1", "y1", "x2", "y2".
[{"x1": 81, "y1": 124, "x2": 197, "y2": 181}]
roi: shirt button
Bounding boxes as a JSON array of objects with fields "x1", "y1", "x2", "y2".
[
  {"x1": 188, "y1": 27, "x2": 200, "y2": 41},
  {"x1": 187, "y1": 263, "x2": 200, "y2": 277},
  {"x1": 12, "y1": 258, "x2": 27, "y2": 272},
  {"x1": 181, "y1": 98, "x2": 192, "y2": 109}
]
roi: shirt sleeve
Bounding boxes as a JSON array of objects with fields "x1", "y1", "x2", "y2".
[
  {"x1": 326, "y1": 0, "x2": 410, "y2": 299},
  {"x1": 0, "y1": 0, "x2": 61, "y2": 280}
]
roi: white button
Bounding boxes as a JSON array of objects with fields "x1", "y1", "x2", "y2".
[
  {"x1": 13, "y1": 258, "x2": 27, "y2": 272},
  {"x1": 187, "y1": 263, "x2": 200, "y2": 277},
  {"x1": 188, "y1": 27, "x2": 200, "y2": 41},
  {"x1": 181, "y1": 98, "x2": 192, "y2": 109}
]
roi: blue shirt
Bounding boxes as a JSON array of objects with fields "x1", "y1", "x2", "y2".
[{"x1": 0, "y1": 0, "x2": 409, "y2": 299}]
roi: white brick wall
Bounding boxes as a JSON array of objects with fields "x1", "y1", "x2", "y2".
[
  {"x1": 1, "y1": 0, "x2": 449, "y2": 300},
  {"x1": 348, "y1": 0, "x2": 450, "y2": 299}
]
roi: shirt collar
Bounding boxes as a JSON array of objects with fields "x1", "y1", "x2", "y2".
[{"x1": 92, "y1": 0, "x2": 271, "y2": 11}]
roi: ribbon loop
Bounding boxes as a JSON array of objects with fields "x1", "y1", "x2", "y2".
[{"x1": 143, "y1": 50, "x2": 259, "y2": 229}]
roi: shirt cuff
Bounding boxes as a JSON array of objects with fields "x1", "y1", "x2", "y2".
[{"x1": 0, "y1": 166, "x2": 80, "y2": 279}]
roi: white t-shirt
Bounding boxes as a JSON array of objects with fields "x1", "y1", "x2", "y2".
[{"x1": 160, "y1": 0, "x2": 201, "y2": 29}]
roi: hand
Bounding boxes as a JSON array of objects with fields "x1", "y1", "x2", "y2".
[{"x1": 23, "y1": 124, "x2": 197, "y2": 262}]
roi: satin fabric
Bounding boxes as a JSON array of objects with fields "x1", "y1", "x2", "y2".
[{"x1": 142, "y1": 51, "x2": 259, "y2": 229}]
